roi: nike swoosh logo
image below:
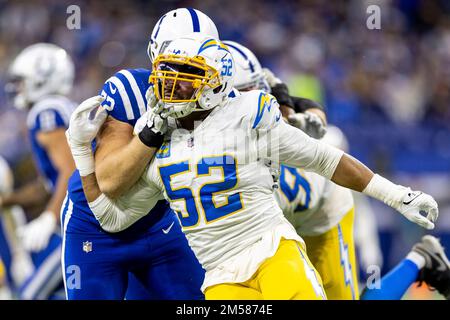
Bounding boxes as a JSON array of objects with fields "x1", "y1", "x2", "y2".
[
  {"x1": 108, "y1": 82, "x2": 117, "y2": 94},
  {"x1": 162, "y1": 221, "x2": 175, "y2": 234},
  {"x1": 275, "y1": 112, "x2": 281, "y2": 122},
  {"x1": 403, "y1": 191, "x2": 423, "y2": 205}
]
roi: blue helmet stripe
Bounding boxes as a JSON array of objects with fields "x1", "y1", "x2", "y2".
[
  {"x1": 153, "y1": 14, "x2": 167, "y2": 39},
  {"x1": 187, "y1": 8, "x2": 200, "y2": 32},
  {"x1": 224, "y1": 42, "x2": 248, "y2": 60},
  {"x1": 248, "y1": 61, "x2": 255, "y2": 73}
]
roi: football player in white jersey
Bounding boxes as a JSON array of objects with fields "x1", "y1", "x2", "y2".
[
  {"x1": 227, "y1": 41, "x2": 450, "y2": 300},
  {"x1": 66, "y1": 33, "x2": 438, "y2": 300},
  {"x1": 225, "y1": 40, "x2": 359, "y2": 299}
]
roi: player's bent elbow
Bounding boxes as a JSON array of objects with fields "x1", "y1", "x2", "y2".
[{"x1": 97, "y1": 178, "x2": 124, "y2": 200}]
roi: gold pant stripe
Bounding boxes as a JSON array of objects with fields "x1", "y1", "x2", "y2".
[{"x1": 302, "y1": 207, "x2": 359, "y2": 300}]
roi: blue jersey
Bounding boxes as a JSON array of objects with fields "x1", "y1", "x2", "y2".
[
  {"x1": 27, "y1": 95, "x2": 75, "y2": 191},
  {"x1": 66, "y1": 68, "x2": 172, "y2": 234},
  {"x1": 100, "y1": 68, "x2": 150, "y2": 124}
]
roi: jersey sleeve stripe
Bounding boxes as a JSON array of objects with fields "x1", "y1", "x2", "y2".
[
  {"x1": 108, "y1": 76, "x2": 134, "y2": 120},
  {"x1": 115, "y1": 73, "x2": 140, "y2": 120},
  {"x1": 39, "y1": 110, "x2": 56, "y2": 131},
  {"x1": 119, "y1": 70, "x2": 146, "y2": 117},
  {"x1": 26, "y1": 97, "x2": 74, "y2": 129}
]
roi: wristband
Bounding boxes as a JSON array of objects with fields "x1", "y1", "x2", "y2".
[
  {"x1": 138, "y1": 128, "x2": 164, "y2": 149},
  {"x1": 270, "y1": 83, "x2": 294, "y2": 109},
  {"x1": 362, "y1": 174, "x2": 408, "y2": 210},
  {"x1": 69, "y1": 143, "x2": 95, "y2": 177}
]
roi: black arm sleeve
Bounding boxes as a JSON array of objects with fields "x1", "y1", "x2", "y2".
[
  {"x1": 291, "y1": 96, "x2": 326, "y2": 113},
  {"x1": 270, "y1": 83, "x2": 295, "y2": 109}
]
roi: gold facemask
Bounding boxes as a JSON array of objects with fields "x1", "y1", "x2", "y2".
[{"x1": 149, "y1": 54, "x2": 221, "y2": 103}]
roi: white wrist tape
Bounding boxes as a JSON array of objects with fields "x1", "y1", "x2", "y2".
[
  {"x1": 69, "y1": 143, "x2": 95, "y2": 177},
  {"x1": 362, "y1": 174, "x2": 408, "y2": 210},
  {"x1": 88, "y1": 193, "x2": 148, "y2": 233}
]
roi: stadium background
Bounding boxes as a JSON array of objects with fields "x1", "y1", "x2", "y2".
[{"x1": 0, "y1": 0, "x2": 449, "y2": 299}]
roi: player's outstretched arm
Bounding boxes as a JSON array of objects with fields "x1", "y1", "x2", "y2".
[{"x1": 276, "y1": 120, "x2": 438, "y2": 230}]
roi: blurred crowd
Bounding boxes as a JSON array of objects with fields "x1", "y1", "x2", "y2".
[
  {"x1": 0, "y1": 0, "x2": 449, "y2": 289},
  {"x1": 1, "y1": 0, "x2": 449, "y2": 172}
]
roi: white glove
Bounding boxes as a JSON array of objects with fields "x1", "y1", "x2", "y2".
[
  {"x1": 134, "y1": 87, "x2": 168, "y2": 148},
  {"x1": 66, "y1": 95, "x2": 107, "y2": 176},
  {"x1": 133, "y1": 109, "x2": 168, "y2": 148},
  {"x1": 396, "y1": 190, "x2": 438, "y2": 230},
  {"x1": 145, "y1": 85, "x2": 164, "y2": 113},
  {"x1": 363, "y1": 174, "x2": 439, "y2": 230},
  {"x1": 288, "y1": 111, "x2": 327, "y2": 139},
  {"x1": 17, "y1": 211, "x2": 57, "y2": 252},
  {"x1": 133, "y1": 108, "x2": 168, "y2": 137},
  {"x1": 67, "y1": 95, "x2": 107, "y2": 145}
]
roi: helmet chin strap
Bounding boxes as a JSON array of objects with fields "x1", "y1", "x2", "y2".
[{"x1": 164, "y1": 98, "x2": 221, "y2": 119}]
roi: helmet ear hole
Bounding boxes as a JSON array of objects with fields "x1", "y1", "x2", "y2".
[{"x1": 213, "y1": 85, "x2": 223, "y2": 94}]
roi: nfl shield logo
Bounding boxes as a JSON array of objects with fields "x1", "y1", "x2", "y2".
[{"x1": 83, "y1": 241, "x2": 92, "y2": 253}]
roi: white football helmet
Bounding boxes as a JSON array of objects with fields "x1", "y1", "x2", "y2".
[
  {"x1": 6, "y1": 43, "x2": 74, "y2": 110},
  {"x1": 148, "y1": 8, "x2": 219, "y2": 62},
  {"x1": 223, "y1": 40, "x2": 270, "y2": 92},
  {"x1": 0, "y1": 156, "x2": 13, "y2": 195},
  {"x1": 150, "y1": 33, "x2": 234, "y2": 118}
]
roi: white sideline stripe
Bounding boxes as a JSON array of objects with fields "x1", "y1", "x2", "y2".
[{"x1": 61, "y1": 198, "x2": 73, "y2": 299}]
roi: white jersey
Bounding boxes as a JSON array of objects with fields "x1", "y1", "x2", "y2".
[
  {"x1": 275, "y1": 166, "x2": 354, "y2": 236},
  {"x1": 141, "y1": 90, "x2": 344, "y2": 291},
  {"x1": 89, "y1": 90, "x2": 344, "y2": 291}
]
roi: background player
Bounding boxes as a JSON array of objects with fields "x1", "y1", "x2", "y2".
[{"x1": 0, "y1": 43, "x2": 73, "y2": 299}]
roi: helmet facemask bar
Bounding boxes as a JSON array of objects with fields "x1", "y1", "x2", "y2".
[{"x1": 150, "y1": 54, "x2": 221, "y2": 104}]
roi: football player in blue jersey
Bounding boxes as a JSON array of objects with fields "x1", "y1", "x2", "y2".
[
  {"x1": 0, "y1": 43, "x2": 75, "y2": 299},
  {"x1": 60, "y1": 8, "x2": 218, "y2": 300}
]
